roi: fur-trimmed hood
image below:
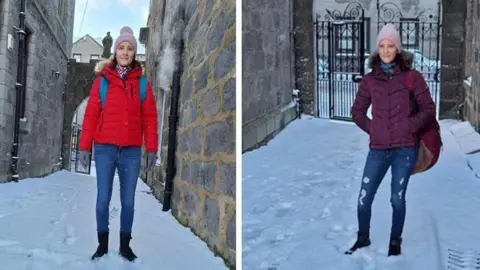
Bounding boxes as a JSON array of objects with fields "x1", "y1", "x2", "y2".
[
  {"x1": 93, "y1": 57, "x2": 145, "y2": 75},
  {"x1": 367, "y1": 50, "x2": 414, "y2": 71},
  {"x1": 94, "y1": 58, "x2": 112, "y2": 73}
]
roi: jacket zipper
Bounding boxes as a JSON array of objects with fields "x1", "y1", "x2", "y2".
[{"x1": 99, "y1": 113, "x2": 104, "y2": 131}]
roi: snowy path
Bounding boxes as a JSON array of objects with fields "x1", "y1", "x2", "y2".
[
  {"x1": 242, "y1": 117, "x2": 480, "y2": 270},
  {"x1": 0, "y1": 167, "x2": 227, "y2": 270}
]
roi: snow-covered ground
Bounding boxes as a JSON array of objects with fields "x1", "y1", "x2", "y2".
[
  {"x1": 242, "y1": 116, "x2": 480, "y2": 270},
  {"x1": 0, "y1": 162, "x2": 227, "y2": 270}
]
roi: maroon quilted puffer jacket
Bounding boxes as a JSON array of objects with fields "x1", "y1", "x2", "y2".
[{"x1": 351, "y1": 53, "x2": 436, "y2": 149}]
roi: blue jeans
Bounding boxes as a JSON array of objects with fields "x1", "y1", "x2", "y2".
[
  {"x1": 357, "y1": 147, "x2": 418, "y2": 238},
  {"x1": 94, "y1": 143, "x2": 141, "y2": 234}
]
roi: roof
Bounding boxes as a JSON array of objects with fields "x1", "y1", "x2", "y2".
[{"x1": 72, "y1": 34, "x2": 104, "y2": 48}]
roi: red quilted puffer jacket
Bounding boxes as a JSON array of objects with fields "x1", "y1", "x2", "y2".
[{"x1": 79, "y1": 59, "x2": 158, "y2": 153}]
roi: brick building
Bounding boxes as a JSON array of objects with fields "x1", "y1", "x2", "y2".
[{"x1": 0, "y1": 0, "x2": 75, "y2": 182}]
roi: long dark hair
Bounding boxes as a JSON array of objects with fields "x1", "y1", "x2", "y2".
[{"x1": 368, "y1": 50, "x2": 414, "y2": 72}]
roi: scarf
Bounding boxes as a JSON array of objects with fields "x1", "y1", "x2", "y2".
[
  {"x1": 380, "y1": 61, "x2": 395, "y2": 75},
  {"x1": 116, "y1": 64, "x2": 131, "y2": 80}
]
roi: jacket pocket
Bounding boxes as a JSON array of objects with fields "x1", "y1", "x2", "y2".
[
  {"x1": 398, "y1": 117, "x2": 415, "y2": 143},
  {"x1": 369, "y1": 121, "x2": 379, "y2": 144}
]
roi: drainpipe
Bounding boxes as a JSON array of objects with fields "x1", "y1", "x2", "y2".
[
  {"x1": 162, "y1": 14, "x2": 185, "y2": 212},
  {"x1": 10, "y1": 0, "x2": 27, "y2": 182}
]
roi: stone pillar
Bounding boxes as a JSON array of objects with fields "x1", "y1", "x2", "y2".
[
  {"x1": 465, "y1": 0, "x2": 480, "y2": 130},
  {"x1": 440, "y1": 0, "x2": 467, "y2": 118},
  {"x1": 294, "y1": 0, "x2": 315, "y2": 115}
]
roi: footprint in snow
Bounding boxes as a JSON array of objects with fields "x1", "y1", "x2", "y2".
[
  {"x1": 64, "y1": 224, "x2": 77, "y2": 245},
  {"x1": 320, "y1": 207, "x2": 331, "y2": 219},
  {"x1": 275, "y1": 203, "x2": 294, "y2": 218}
]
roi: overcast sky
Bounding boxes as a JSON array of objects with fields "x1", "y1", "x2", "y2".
[{"x1": 72, "y1": 0, "x2": 150, "y2": 54}]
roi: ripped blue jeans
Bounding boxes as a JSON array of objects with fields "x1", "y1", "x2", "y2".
[{"x1": 357, "y1": 147, "x2": 418, "y2": 238}]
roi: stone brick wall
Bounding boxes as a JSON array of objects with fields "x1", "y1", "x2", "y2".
[
  {"x1": 61, "y1": 59, "x2": 98, "y2": 169},
  {"x1": 464, "y1": 0, "x2": 480, "y2": 130},
  {"x1": 242, "y1": 0, "x2": 297, "y2": 152},
  {"x1": 0, "y1": 0, "x2": 75, "y2": 181},
  {"x1": 439, "y1": 0, "x2": 467, "y2": 118},
  {"x1": 294, "y1": 0, "x2": 315, "y2": 116},
  {"x1": 143, "y1": 0, "x2": 236, "y2": 268},
  {"x1": 465, "y1": 0, "x2": 474, "y2": 78}
]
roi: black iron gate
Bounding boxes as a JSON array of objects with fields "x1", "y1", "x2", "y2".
[
  {"x1": 315, "y1": 1, "x2": 442, "y2": 120},
  {"x1": 72, "y1": 126, "x2": 91, "y2": 174}
]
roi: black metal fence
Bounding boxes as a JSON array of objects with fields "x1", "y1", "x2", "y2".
[
  {"x1": 315, "y1": 1, "x2": 442, "y2": 120},
  {"x1": 72, "y1": 126, "x2": 91, "y2": 174}
]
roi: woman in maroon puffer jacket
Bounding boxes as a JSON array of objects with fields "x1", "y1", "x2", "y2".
[{"x1": 345, "y1": 24, "x2": 436, "y2": 256}]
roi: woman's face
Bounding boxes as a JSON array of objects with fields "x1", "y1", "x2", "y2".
[
  {"x1": 115, "y1": 41, "x2": 135, "y2": 66},
  {"x1": 378, "y1": 39, "x2": 397, "y2": 64}
]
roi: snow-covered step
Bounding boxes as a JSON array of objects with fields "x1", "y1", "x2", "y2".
[
  {"x1": 467, "y1": 153, "x2": 480, "y2": 178},
  {"x1": 450, "y1": 122, "x2": 480, "y2": 155}
]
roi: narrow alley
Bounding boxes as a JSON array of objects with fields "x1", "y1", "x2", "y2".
[
  {"x1": 242, "y1": 117, "x2": 480, "y2": 270},
  {"x1": 0, "y1": 165, "x2": 228, "y2": 270}
]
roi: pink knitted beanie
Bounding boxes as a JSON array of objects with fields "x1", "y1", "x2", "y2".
[
  {"x1": 376, "y1": 24, "x2": 402, "y2": 52},
  {"x1": 114, "y1": 26, "x2": 138, "y2": 54}
]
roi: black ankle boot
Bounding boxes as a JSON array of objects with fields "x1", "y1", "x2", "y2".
[
  {"x1": 345, "y1": 232, "x2": 371, "y2": 254},
  {"x1": 388, "y1": 236, "x2": 402, "y2": 256},
  {"x1": 91, "y1": 232, "x2": 109, "y2": 260},
  {"x1": 119, "y1": 233, "x2": 137, "y2": 262}
]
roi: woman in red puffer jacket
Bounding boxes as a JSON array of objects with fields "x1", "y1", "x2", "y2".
[
  {"x1": 345, "y1": 23, "x2": 436, "y2": 256},
  {"x1": 78, "y1": 26, "x2": 158, "y2": 262}
]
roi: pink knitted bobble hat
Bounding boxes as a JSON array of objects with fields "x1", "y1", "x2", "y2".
[
  {"x1": 114, "y1": 26, "x2": 138, "y2": 54},
  {"x1": 376, "y1": 23, "x2": 402, "y2": 52}
]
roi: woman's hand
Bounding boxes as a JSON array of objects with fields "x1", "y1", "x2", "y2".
[{"x1": 146, "y1": 152, "x2": 157, "y2": 171}]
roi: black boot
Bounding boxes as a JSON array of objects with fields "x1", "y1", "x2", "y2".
[
  {"x1": 119, "y1": 233, "x2": 137, "y2": 262},
  {"x1": 91, "y1": 232, "x2": 109, "y2": 260},
  {"x1": 345, "y1": 232, "x2": 371, "y2": 254},
  {"x1": 388, "y1": 236, "x2": 402, "y2": 256}
]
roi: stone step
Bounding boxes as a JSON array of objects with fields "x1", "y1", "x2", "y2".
[{"x1": 449, "y1": 121, "x2": 480, "y2": 155}]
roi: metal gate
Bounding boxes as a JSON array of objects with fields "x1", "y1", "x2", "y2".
[
  {"x1": 72, "y1": 126, "x2": 91, "y2": 174},
  {"x1": 315, "y1": 1, "x2": 442, "y2": 120}
]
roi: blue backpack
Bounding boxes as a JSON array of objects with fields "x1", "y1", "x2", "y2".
[{"x1": 99, "y1": 76, "x2": 147, "y2": 108}]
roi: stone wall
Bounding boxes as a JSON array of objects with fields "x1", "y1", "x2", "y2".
[
  {"x1": 465, "y1": 0, "x2": 474, "y2": 78},
  {"x1": 294, "y1": 0, "x2": 315, "y2": 116},
  {"x1": 61, "y1": 59, "x2": 98, "y2": 169},
  {"x1": 143, "y1": 0, "x2": 236, "y2": 268},
  {"x1": 439, "y1": 0, "x2": 467, "y2": 118},
  {"x1": 464, "y1": 0, "x2": 480, "y2": 130},
  {"x1": 242, "y1": 0, "x2": 297, "y2": 152},
  {"x1": 0, "y1": 0, "x2": 75, "y2": 181}
]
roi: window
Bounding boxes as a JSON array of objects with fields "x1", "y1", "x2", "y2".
[
  {"x1": 20, "y1": 27, "x2": 32, "y2": 119},
  {"x1": 399, "y1": 19, "x2": 419, "y2": 50},
  {"x1": 73, "y1": 53, "x2": 82, "y2": 62},
  {"x1": 90, "y1": 54, "x2": 100, "y2": 60}
]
